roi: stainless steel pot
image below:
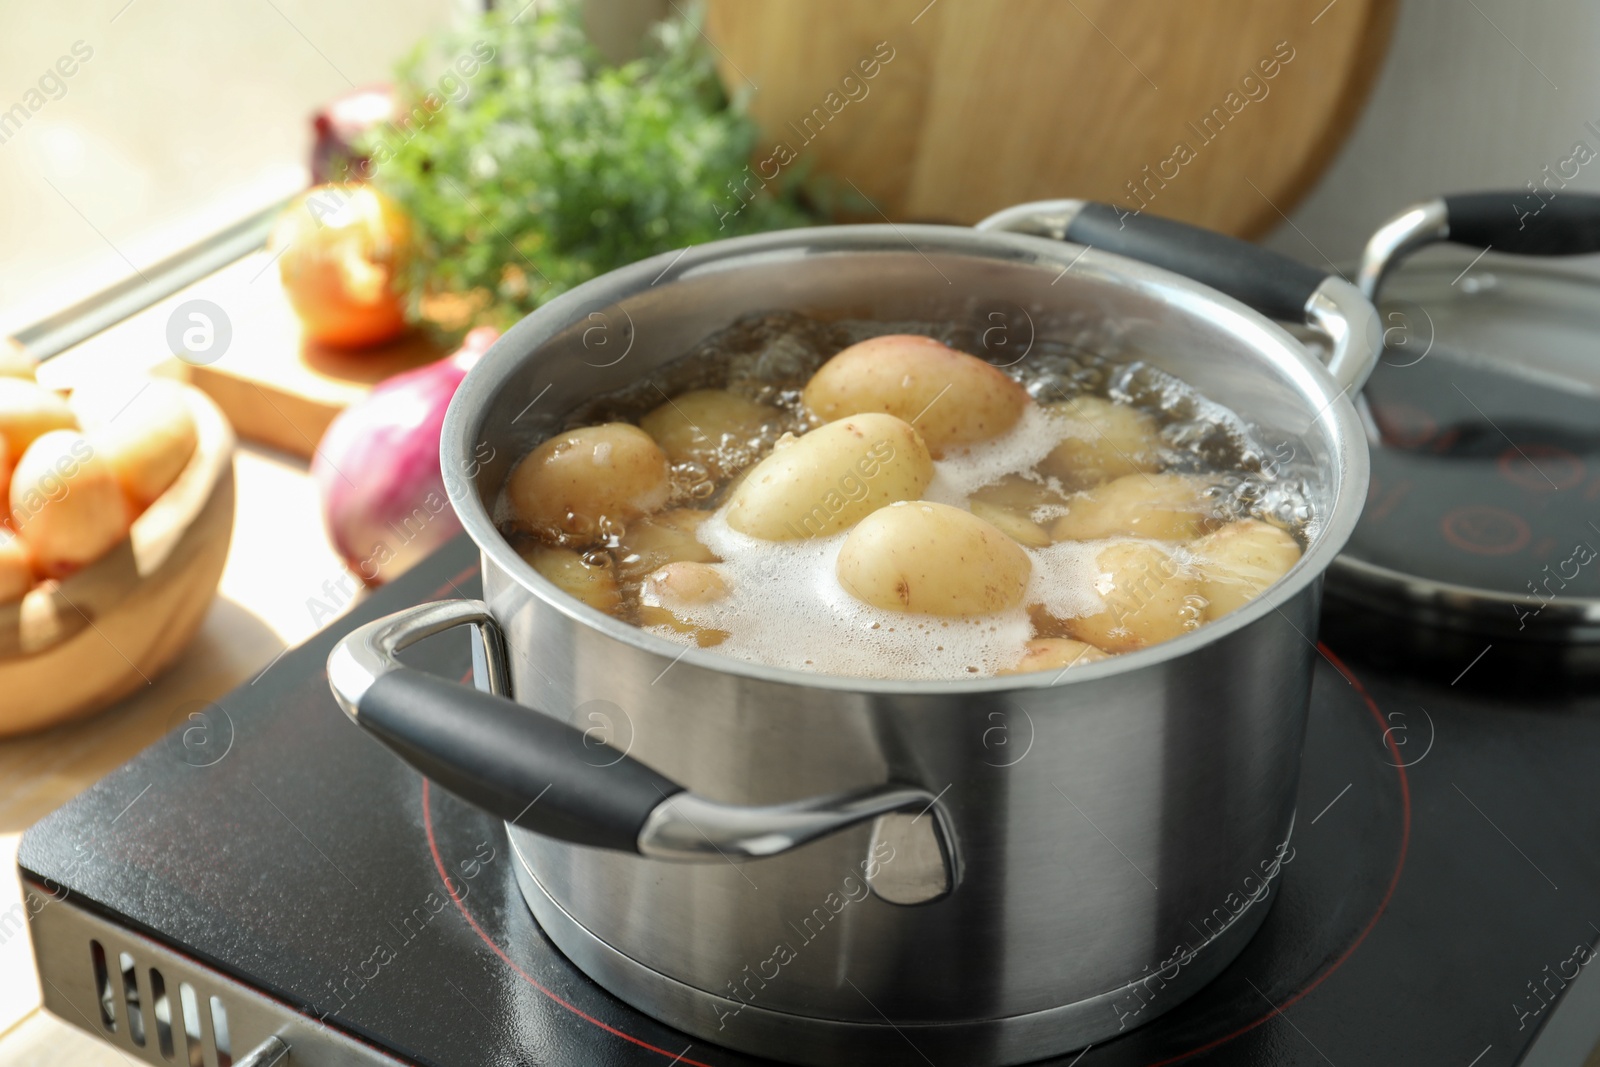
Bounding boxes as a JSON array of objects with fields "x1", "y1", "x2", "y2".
[{"x1": 327, "y1": 201, "x2": 1380, "y2": 1065}]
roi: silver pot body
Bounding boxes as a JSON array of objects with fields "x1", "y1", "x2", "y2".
[{"x1": 441, "y1": 223, "x2": 1372, "y2": 1064}]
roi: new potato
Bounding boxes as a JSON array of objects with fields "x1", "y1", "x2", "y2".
[
  {"x1": 836, "y1": 500, "x2": 1031, "y2": 616},
  {"x1": 1051, "y1": 473, "x2": 1213, "y2": 542},
  {"x1": 1064, "y1": 541, "x2": 1201, "y2": 653},
  {"x1": 967, "y1": 474, "x2": 1066, "y2": 549},
  {"x1": 1040, "y1": 396, "x2": 1161, "y2": 487},
  {"x1": 1190, "y1": 518, "x2": 1302, "y2": 618},
  {"x1": 10, "y1": 430, "x2": 129, "y2": 578},
  {"x1": 617, "y1": 508, "x2": 716, "y2": 579},
  {"x1": 1000, "y1": 638, "x2": 1111, "y2": 676},
  {"x1": 802, "y1": 335, "x2": 1028, "y2": 456},
  {"x1": 506, "y1": 423, "x2": 671, "y2": 538},
  {"x1": 639, "y1": 389, "x2": 780, "y2": 476},
  {"x1": 724, "y1": 413, "x2": 933, "y2": 540},
  {"x1": 638, "y1": 561, "x2": 731, "y2": 646},
  {"x1": 71, "y1": 378, "x2": 199, "y2": 510},
  {"x1": 523, "y1": 545, "x2": 622, "y2": 613},
  {"x1": 0, "y1": 379, "x2": 77, "y2": 460}
]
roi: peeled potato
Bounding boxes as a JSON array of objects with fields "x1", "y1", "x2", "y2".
[
  {"x1": 1039, "y1": 396, "x2": 1161, "y2": 488},
  {"x1": 802, "y1": 335, "x2": 1028, "y2": 457},
  {"x1": 0, "y1": 528, "x2": 31, "y2": 602},
  {"x1": 71, "y1": 378, "x2": 198, "y2": 510},
  {"x1": 0, "y1": 379, "x2": 77, "y2": 460},
  {"x1": 617, "y1": 508, "x2": 716, "y2": 579},
  {"x1": 10, "y1": 430, "x2": 129, "y2": 578},
  {"x1": 1051, "y1": 473, "x2": 1213, "y2": 542},
  {"x1": 1191, "y1": 519, "x2": 1302, "y2": 619},
  {"x1": 1000, "y1": 638, "x2": 1111, "y2": 675},
  {"x1": 1, "y1": 338, "x2": 37, "y2": 380},
  {"x1": 725, "y1": 413, "x2": 933, "y2": 540},
  {"x1": 639, "y1": 389, "x2": 780, "y2": 476},
  {"x1": 638, "y1": 561, "x2": 731, "y2": 646},
  {"x1": 1063, "y1": 541, "x2": 1202, "y2": 653},
  {"x1": 523, "y1": 545, "x2": 621, "y2": 613},
  {"x1": 506, "y1": 423, "x2": 671, "y2": 539},
  {"x1": 836, "y1": 500, "x2": 1031, "y2": 616}
]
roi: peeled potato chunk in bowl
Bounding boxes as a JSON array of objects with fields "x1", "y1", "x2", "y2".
[{"x1": 802, "y1": 334, "x2": 1029, "y2": 457}]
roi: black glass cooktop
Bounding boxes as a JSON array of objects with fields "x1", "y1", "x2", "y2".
[{"x1": 19, "y1": 536, "x2": 1600, "y2": 1065}]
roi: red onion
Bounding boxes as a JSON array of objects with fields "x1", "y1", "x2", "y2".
[{"x1": 312, "y1": 326, "x2": 499, "y2": 585}]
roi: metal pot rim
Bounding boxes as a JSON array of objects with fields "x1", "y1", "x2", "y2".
[{"x1": 443, "y1": 222, "x2": 1371, "y2": 695}]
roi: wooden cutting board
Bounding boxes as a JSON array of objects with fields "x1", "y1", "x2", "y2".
[{"x1": 704, "y1": 0, "x2": 1396, "y2": 237}]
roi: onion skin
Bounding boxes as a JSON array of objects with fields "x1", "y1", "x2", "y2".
[{"x1": 312, "y1": 327, "x2": 498, "y2": 586}]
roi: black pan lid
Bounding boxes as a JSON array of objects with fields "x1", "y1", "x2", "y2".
[{"x1": 1327, "y1": 246, "x2": 1600, "y2": 646}]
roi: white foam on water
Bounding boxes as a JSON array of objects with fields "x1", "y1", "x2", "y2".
[
  {"x1": 922, "y1": 403, "x2": 1078, "y2": 507},
  {"x1": 639, "y1": 404, "x2": 1139, "y2": 681},
  {"x1": 642, "y1": 508, "x2": 1036, "y2": 680}
]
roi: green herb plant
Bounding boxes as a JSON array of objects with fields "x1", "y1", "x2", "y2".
[{"x1": 365, "y1": 1, "x2": 816, "y2": 330}]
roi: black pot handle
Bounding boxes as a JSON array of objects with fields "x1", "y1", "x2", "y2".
[
  {"x1": 976, "y1": 200, "x2": 1382, "y2": 393},
  {"x1": 1358, "y1": 191, "x2": 1600, "y2": 298},
  {"x1": 327, "y1": 600, "x2": 953, "y2": 870}
]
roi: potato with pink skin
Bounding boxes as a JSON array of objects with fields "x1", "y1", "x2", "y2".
[
  {"x1": 10, "y1": 430, "x2": 129, "y2": 578},
  {"x1": 506, "y1": 423, "x2": 671, "y2": 539},
  {"x1": 836, "y1": 500, "x2": 1031, "y2": 616},
  {"x1": 802, "y1": 335, "x2": 1028, "y2": 457},
  {"x1": 1000, "y1": 638, "x2": 1111, "y2": 675}
]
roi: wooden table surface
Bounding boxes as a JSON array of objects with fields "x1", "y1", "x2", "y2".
[{"x1": 0, "y1": 355, "x2": 356, "y2": 1061}]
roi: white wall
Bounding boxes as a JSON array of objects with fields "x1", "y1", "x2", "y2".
[{"x1": 1266, "y1": 0, "x2": 1600, "y2": 265}]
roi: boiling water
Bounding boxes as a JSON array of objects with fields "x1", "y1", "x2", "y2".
[{"x1": 497, "y1": 312, "x2": 1315, "y2": 680}]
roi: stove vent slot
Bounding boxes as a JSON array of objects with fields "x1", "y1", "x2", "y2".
[
  {"x1": 90, "y1": 939, "x2": 115, "y2": 1031},
  {"x1": 151, "y1": 967, "x2": 175, "y2": 1060},
  {"x1": 209, "y1": 996, "x2": 232, "y2": 1066},
  {"x1": 180, "y1": 981, "x2": 206, "y2": 1067},
  {"x1": 119, "y1": 951, "x2": 146, "y2": 1046}
]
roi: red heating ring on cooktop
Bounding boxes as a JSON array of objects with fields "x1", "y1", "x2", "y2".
[{"x1": 420, "y1": 643, "x2": 1412, "y2": 1067}]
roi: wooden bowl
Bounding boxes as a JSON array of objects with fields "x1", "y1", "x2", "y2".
[{"x1": 0, "y1": 385, "x2": 235, "y2": 737}]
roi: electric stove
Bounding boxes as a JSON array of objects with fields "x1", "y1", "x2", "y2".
[{"x1": 17, "y1": 534, "x2": 1600, "y2": 1066}]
